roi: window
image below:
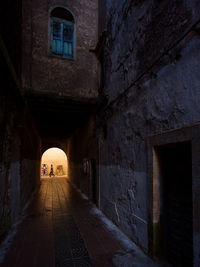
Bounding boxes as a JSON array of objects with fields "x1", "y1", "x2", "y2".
[{"x1": 50, "y1": 7, "x2": 75, "y2": 59}]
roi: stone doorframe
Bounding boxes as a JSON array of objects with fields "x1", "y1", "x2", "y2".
[{"x1": 147, "y1": 124, "x2": 200, "y2": 267}]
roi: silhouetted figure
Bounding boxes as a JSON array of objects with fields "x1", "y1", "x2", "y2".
[
  {"x1": 49, "y1": 164, "x2": 55, "y2": 177},
  {"x1": 42, "y1": 164, "x2": 47, "y2": 176}
]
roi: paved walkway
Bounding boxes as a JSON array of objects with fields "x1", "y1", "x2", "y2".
[{"x1": 0, "y1": 178, "x2": 158, "y2": 267}]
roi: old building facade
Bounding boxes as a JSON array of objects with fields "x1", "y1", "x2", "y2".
[{"x1": 22, "y1": 0, "x2": 98, "y2": 97}]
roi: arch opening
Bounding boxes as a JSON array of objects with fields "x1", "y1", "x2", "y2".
[
  {"x1": 41, "y1": 147, "x2": 68, "y2": 178},
  {"x1": 51, "y1": 7, "x2": 74, "y2": 23}
]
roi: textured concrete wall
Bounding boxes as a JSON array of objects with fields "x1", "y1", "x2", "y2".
[
  {"x1": 22, "y1": 0, "x2": 98, "y2": 98},
  {"x1": 99, "y1": 0, "x2": 200, "y2": 260}
]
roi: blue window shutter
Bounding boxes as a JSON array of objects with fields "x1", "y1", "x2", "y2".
[
  {"x1": 51, "y1": 18, "x2": 63, "y2": 55},
  {"x1": 63, "y1": 22, "x2": 74, "y2": 58},
  {"x1": 50, "y1": 18, "x2": 74, "y2": 59}
]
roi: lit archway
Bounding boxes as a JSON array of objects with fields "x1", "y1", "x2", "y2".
[{"x1": 41, "y1": 147, "x2": 68, "y2": 178}]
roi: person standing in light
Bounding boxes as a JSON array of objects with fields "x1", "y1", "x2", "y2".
[{"x1": 49, "y1": 164, "x2": 55, "y2": 177}]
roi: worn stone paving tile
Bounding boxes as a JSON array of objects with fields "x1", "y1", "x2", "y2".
[
  {"x1": 52, "y1": 178, "x2": 93, "y2": 267},
  {"x1": 58, "y1": 179, "x2": 120, "y2": 266},
  {"x1": 1, "y1": 177, "x2": 158, "y2": 267}
]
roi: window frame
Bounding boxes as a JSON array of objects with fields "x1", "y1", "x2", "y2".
[{"x1": 48, "y1": 7, "x2": 76, "y2": 60}]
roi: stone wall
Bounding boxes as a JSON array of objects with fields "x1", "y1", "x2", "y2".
[
  {"x1": 22, "y1": 0, "x2": 98, "y2": 98},
  {"x1": 98, "y1": 0, "x2": 200, "y2": 261}
]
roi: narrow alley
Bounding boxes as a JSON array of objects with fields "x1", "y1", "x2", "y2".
[
  {"x1": 1, "y1": 0, "x2": 200, "y2": 266},
  {"x1": 0, "y1": 177, "x2": 156, "y2": 267}
]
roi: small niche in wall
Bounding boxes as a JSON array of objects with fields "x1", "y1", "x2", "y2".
[{"x1": 83, "y1": 158, "x2": 90, "y2": 175}]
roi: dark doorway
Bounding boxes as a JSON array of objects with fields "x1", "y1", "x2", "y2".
[{"x1": 155, "y1": 142, "x2": 193, "y2": 266}]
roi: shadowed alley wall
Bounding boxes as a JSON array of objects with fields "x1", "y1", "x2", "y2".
[
  {"x1": 0, "y1": 0, "x2": 41, "y2": 242},
  {"x1": 67, "y1": 112, "x2": 98, "y2": 203},
  {"x1": 0, "y1": 72, "x2": 41, "y2": 242},
  {"x1": 97, "y1": 1, "x2": 200, "y2": 265}
]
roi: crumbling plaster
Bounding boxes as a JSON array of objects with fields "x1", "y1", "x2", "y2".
[{"x1": 99, "y1": 0, "x2": 200, "y2": 254}]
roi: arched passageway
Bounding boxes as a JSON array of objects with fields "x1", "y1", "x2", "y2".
[{"x1": 41, "y1": 147, "x2": 68, "y2": 178}]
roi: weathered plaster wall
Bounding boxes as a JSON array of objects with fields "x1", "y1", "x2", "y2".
[
  {"x1": 99, "y1": 0, "x2": 200, "y2": 260},
  {"x1": 104, "y1": 1, "x2": 200, "y2": 103},
  {"x1": 22, "y1": 0, "x2": 98, "y2": 98}
]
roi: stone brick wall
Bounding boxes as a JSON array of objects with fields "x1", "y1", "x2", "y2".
[
  {"x1": 98, "y1": 0, "x2": 200, "y2": 259},
  {"x1": 22, "y1": 0, "x2": 98, "y2": 98}
]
